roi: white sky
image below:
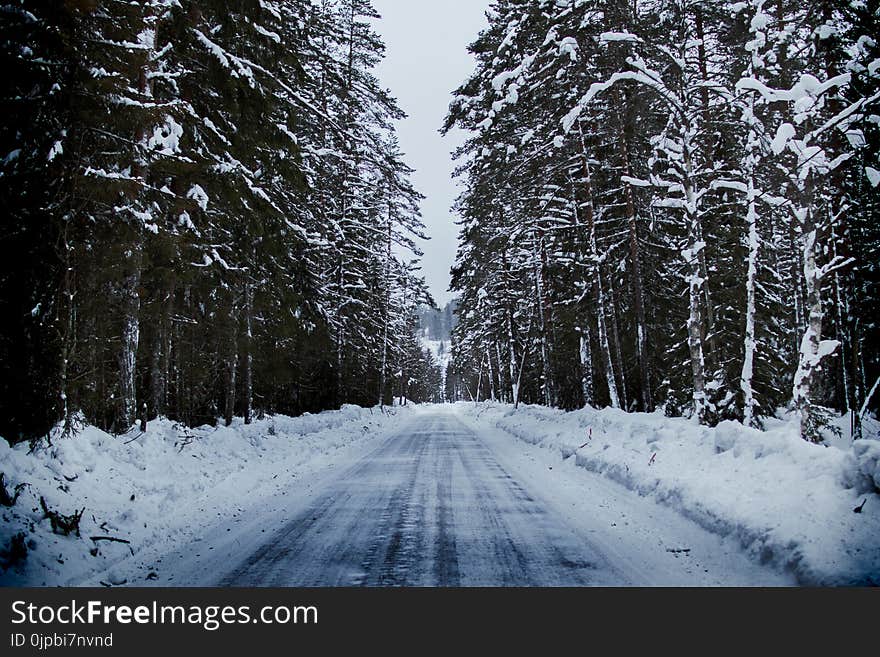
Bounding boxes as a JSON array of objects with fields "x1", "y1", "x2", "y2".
[{"x1": 371, "y1": 0, "x2": 491, "y2": 307}]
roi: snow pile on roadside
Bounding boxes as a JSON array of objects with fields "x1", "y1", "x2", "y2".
[
  {"x1": 0, "y1": 405, "x2": 410, "y2": 586},
  {"x1": 458, "y1": 402, "x2": 880, "y2": 585}
]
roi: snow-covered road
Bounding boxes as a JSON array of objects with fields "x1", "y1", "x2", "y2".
[{"x1": 136, "y1": 406, "x2": 795, "y2": 586}]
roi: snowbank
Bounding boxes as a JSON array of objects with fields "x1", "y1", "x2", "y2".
[
  {"x1": 0, "y1": 405, "x2": 411, "y2": 586},
  {"x1": 458, "y1": 402, "x2": 880, "y2": 585}
]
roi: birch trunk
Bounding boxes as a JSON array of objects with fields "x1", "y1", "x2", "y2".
[
  {"x1": 683, "y1": 140, "x2": 708, "y2": 424},
  {"x1": 741, "y1": 175, "x2": 760, "y2": 427},
  {"x1": 792, "y1": 194, "x2": 838, "y2": 442}
]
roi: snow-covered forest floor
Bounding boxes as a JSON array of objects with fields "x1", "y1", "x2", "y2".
[
  {"x1": 0, "y1": 406, "x2": 414, "y2": 586},
  {"x1": 1, "y1": 402, "x2": 878, "y2": 586},
  {"x1": 458, "y1": 403, "x2": 880, "y2": 585}
]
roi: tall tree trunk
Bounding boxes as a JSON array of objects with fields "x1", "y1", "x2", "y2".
[
  {"x1": 741, "y1": 175, "x2": 761, "y2": 427},
  {"x1": 223, "y1": 298, "x2": 238, "y2": 428},
  {"x1": 118, "y1": 7, "x2": 159, "y2": 431},
  {"x1": 161, "y1": 286, "x2": 173, "y2": 417},
  {"x1": 533, "y1": 233, "x2": 553, "y2": 407},
  {"x1": 792, "y1": 179, "x2": 836, "y2": 442},
  {"x1": 608, "y1": 271, "x2": 628, "y2": 410},
  {"x1": 378, "y1": 213, "x2": 392, "y2": 407},
  {"x1": 683, "y1": 139, "x2": 708, "y2": 424},
  {"x1": 118, "y1": 241, "x2": 142, "y2": 431},
  {"x1": 474, "y1": 355, "x2": 484, "y2": 405},
  {"x1": 577, "y1": 129, "x2": 621, "y2": 408},
  {"x1": 149, "y1": 326, "x2": 162, "y2": 422},
  {"x1": 618, "y1": 118, "x2": 653, "y2": 411},
  {"x1": 495, "y1": 342, "x2": 506, "y2": 403},
  {"x1": 486, "y1": 346, "x2": 496, "y2": 402},
  {"x1": 335, "y1": 252, "x2": 345, "y2": 405},
  {"x1": 503, "y1": 251, "x2": 520, "y2": 407},
  {"x1": 579, "y1": 328, "x2": 594, "y2": 408},
  {"x1": 58, "y1": 218, "x2": 76, "y2": 437},
  {"x1": 243, "y1": 283, "x2": 253, "y2": 425}
]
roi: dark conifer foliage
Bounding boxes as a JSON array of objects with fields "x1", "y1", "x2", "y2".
[
  {"x1": 0, "y1": 0, "x2": 434, "y2": 444},
  {"x1": 445, "y1": 0, "x2": 880, "y2": 441}
]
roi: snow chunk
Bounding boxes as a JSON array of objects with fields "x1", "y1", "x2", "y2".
[
  {"x1": 492, "y1": 70, "x2": 516, "y2": 92},
  {"x1": 771, "y1": 123, "x2": 796, "y2": 155},
  {"x1": 187, "y1": 184, "x2": 209, "y2": 211},
  {"x1": 558, "y1": 37, "x2": 578, "y2": 61},
  {"x1": 599, "y1": 31, "x2": 641, "y2": 44},
  {"x1": 866, "y1": 167, "x2": 880, "y2": 187},
  {"x1": 853, "y1": 440, "x2": 880, "y2": 491},
  {"x1": 253, "y1": 24, "x2": 281, "y2": 44},
  {"x1": 147, "y1": 116, "x2": 184, "y2": 155}
]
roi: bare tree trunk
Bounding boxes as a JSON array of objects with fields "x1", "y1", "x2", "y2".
[
  {"x1": 608, "y1": 271, "x2": 628, "y2": 410},
  {"x1": 618, "y1": 110, "x2": 653, "y2": 411},
  {"x1": 474, "y1": 356, "x2": 484, "y2": 405},
  {"x1": 119, "y1": 243, "x2": 142, "y2": 431},
  {"x1": 533, "y1": 234, "x2": 553, "y2": 407},
  {"x1": 514, "y1": 314, "x2": 534, "y2": 410},
  {"x1": 503, "y1": 251, "x2": 520, "y2": 406},
  {"x1": 486, "y1": 347, "x2": 496, "y2": 402},
  {"x1": 741, "y1": 174, "x2": 760, "y2": 427},
  {"x1": 495, "y1": 342, "x2": 506, "y2": 403},
  {"x1": 119, "y1": 6, "x2": 159, "y2": 432},
  {"x1": 243, "y1": 283, "x2": 253, "y2": 424},
  {"x1": 58, "y1": 218, "x2": 77, "y2": 437},
  {"x1": 378, "y1": 213, "x2": 392, "y2": 407},
  {"x1": 793, "y1": 222, "x2": 825, "y2": 441},
  {"x1": 692, "y1": 5, "x2": 718, "y2": 360},
  {"x1": 335, "y1": 253, "x2": 345, "y2": 405},
  {"x1": 683, "y1": 140, "x2": 708, "y2": 424},
  {"x1": 149, "y1": 327, "x2": 162, "y2": 421},
  {"x1": 576, "y1": 129, "x2": 621, "y2": 408},
  {"x1": 579, "y1": 328, "x2": 594, "y2": 407},
  {"x1": 792, "y1": 180, "x2": 837, "y2": 442},
  {"x1": 223, "y1": 291, "x2": 239, "y2": 427}
]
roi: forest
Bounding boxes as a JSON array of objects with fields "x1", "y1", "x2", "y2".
[
  {"x1": 444, "y1": 0, "x2": 880, "y2": 442},
  {"x1": 0, "y1": 0, "x2": 442, "y2": 445}
]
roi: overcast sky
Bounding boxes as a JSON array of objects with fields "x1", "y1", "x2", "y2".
[{"x1": 371, "y1": 0, "x2": 491, "y2": 307}]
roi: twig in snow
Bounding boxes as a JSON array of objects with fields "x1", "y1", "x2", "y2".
[
  {"x1": 90, "y1": 535, "x2": 134, "y2": 556},
  {"x1": 123, "y1": 432, "x2": 145, "y2": 445},
  {"x1": 90, "y1": 535, "x2": 131, "y2": 545},
  {"x1": 0, "y1": 473, "x2": 27, "y2": 507},
  {"x1": 579, "y1": 427, "x2": 593, "y2": 449}
]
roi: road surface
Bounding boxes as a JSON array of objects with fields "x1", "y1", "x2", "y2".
[{"x1": 140, "y1": 407, "x2": 794, "y2": 586}]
